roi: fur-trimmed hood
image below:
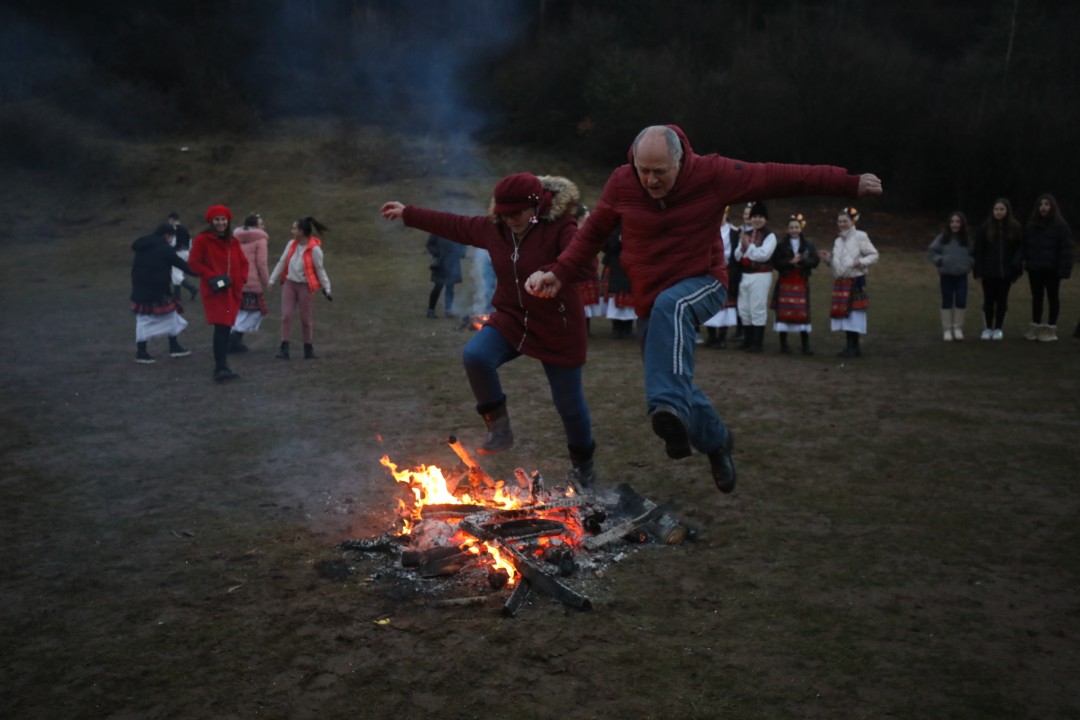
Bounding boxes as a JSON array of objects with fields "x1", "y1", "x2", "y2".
[{"x1": 487, "y1": 175, "x2": 580, "y2": 224}]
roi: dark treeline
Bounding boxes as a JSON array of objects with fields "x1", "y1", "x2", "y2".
[{"x1": 2, "y1": 0, "x2": 1077, "y2": 221}]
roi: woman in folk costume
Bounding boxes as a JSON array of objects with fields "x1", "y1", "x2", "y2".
[
  {"x1": 267, "y1": 217, "x2": 333, "y2": 360},
  {"x1": 130, "y1": 224, "x2": 194, "y2": 363},
  {"x1": 573, "y1": 205, "x2": 604, "y2": 335},
  {"x1": 188, "y1": 205, "x2": 249, "y2": 382},
  {"x1": 734, "y1": 201, "x2": 777, "y2": 353},
  {"x1": 600, "y1": 223, "x2": 637, "y2": 340},
  {"x1": 229, "y1": 213, "x2": 271, "y2": 353},
  {"x1": 702, "y1": 206, "x2": 738, "y2": 348},
  {"x1": 380, "y1": 173, "x2": 600, "y2": 491},
  {"x1": 771, "y1": 212, "x2": 820, "y2": 355},
  {"x1": 820, "y1": 207, "x2": 879, "y2": 357}
]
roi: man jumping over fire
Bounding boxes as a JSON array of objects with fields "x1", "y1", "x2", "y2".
[{"x1": 526, "y1": 125, "x2": 883, "y2": 493}]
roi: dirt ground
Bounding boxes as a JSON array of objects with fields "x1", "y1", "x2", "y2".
[{"x1": 2, "y1": 124, "x2": 1079, "y2": 720}]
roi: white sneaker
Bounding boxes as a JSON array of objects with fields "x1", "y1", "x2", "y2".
[
  {"x1": 953, "y1": 327, "x2": 964, "y2": 341},
  {"x1": 943, "y1": 329, "x2": 954, "y2": 342},
  {"x1": 1039, "y1": 325, "x2": 1058, "y2": 342},
  {"x1": 992, "y1": 329, "x2": 1004, "y2": 341},
  {"x1": 980, "y1": 328, "x2": 993, "y2": 340},
  {"x1": 1024, "y1": 323, "x2": 1041, "y2": 340}
]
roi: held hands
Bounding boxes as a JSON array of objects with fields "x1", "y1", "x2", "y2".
[
  {"x1": 819, "y1": 250, "x2": 832, "y2": 263},
  {"x1": 857, "y1": 173, "x2": 883, "y2": 197},
  {"x1": 525, "y1": 270, "x2": 561, "y2": 298},
  {"x1": 380, "y1": 202, "x2": 405, "y2": 221}
]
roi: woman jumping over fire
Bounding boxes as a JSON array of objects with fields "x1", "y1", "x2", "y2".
[{"x1": 380, "y1": 173, "x2": 599, "y2": 490}]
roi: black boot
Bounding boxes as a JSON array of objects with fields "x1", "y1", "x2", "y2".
[
  {"x1": 778, "y1": 331, "x2": 791, "y2": 354},
  {"x1": 733, "y1": 319, "x2": 744, "y2": 342},
  {"x1": 275, "y1": 341, "x2": 290, "y2": 360},
  {"x1": 838, "y1": 331, "x2": 861, "y2": 358},
  {"x1": 304, "y1": 343, "x2": 317, "y2": 359},
  {"x1": 477, "y1": 399, "x2": 514, "y2": 455},
  {"x1": 135, "y1": 341, "x2": 155, "y2": 364},
  {"x1": 800, "y1": 331, "x2": 814, "y2": 355},
  {"x1": 714, "y1": 327, "x2": 727, "y2": 349},
  {"x1": 707, "y1": 431, "x2": 737, "y2": 494},
  {"x1": 228, "y1": 331, "x2": 248, "y2": 353},
  {"x1": 747, "y1": 326, "x2": 764, "y2": 353},
  {"x1": 705, "y1": 327, "x2": 719, "y2": 347},
  {"x1": 169, "y1": 336, "x2": 191, "y2": 358},
  {"x1": 740, "y1": 324, "x2": 754, "y2": 351},
  {"x1": 567, "y1": 442, "x2": 597, "y2": 492}
]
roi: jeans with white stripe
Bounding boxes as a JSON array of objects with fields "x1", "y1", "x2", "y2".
[{"x1": 637, "y1": 276, "x2": 730, "y2": 455}]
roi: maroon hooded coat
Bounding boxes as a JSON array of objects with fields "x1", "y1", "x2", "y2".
[
  {"x1": 402, "y1": 176, "x2": 595, "y2": 367},
  {"x1": 188, "y1": 231, "x2": 249, "y2": 326},
  {"x1": 550, "y1": 125, "x2": 861, "y2": 317}
]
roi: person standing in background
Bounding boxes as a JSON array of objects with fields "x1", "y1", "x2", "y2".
[
  {"x1": 425, "y1": 234, "x2": 466, "y2": 319},
  {"x1": 734, "y1": 201, "x2": 776, "y2": 353},
  {"x1": 230, "y1": 213, "x2": 271, "y2": 352},
  {"x1": 267, "y1": 217, "x2": 333, "y2": 360},
  {"x1": 188, "y1": 205, "x2": 249, "y2": 382},
  {"x1": 702, "y1": 207, "x2": 738, "y2": 349},
  {"x1": 168, "y1": 211, "x2": 198, "y2": 302},
  {"x1": 1020, "y1": 193, "x2": 1073, "y2": 342},
  {"x1": 971, "y1": 199, "x2": 1023, "y2": 341},
  {"x1": 820, "y1": 207, "x2": 879, "y2": 358},
  {"x1": 771, "y1": 212, "x2": 820, "y2": 355},
  {"x1": 131, "y1": 224, "x2": 194, "y2": 363},
  {"x1": 927, "y1": 211, "x2": 974, "y2": 342}
]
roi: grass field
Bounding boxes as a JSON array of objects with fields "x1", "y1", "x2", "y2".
[{"x1": 1, "y1": 118, "x2": 1078, "y2": 720}]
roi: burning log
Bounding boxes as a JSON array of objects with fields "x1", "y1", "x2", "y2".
[
  {"x1": 585, "y1": 483, "x2": 687, "y2": 547},
  {"x1": 481, "y1": 518, "x2": 567, "y2": 541},
  {"x1": 417, "y1": 503, "x2": 488, "y2": 519},
  {"x1": 446, "y1": 435, "x2": 496, "y2": 489},
  {"x1": 583, "y1": 498, "x2": 676, "y2": 550},
  {"x1": 458, "y1": 518, "x2": 592, "y2": 611}
]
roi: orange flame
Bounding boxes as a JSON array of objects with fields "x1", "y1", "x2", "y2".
[{"x1": 380, "y1": 455, "x2": 472, "y2": 513}]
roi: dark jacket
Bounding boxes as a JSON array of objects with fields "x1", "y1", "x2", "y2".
[
  {"x1": 601, "y1": 228, "x2": 632, "y2": 295},
  {"x1": 972, "y1": 220, "x2": 1023, "y2": 281},
  {"x1": 403, "y1": 176, "x2": 593, "y2": 367},
  {"x1": 426, "y1": 235, "x2": 466, "y2": 285},
  {"x1": 773, "y1": 235, "x2": 820, "y2": 279},
  {"x1": 927, "y1": 233, "x2": 974, "y2": 276},
  {"x1": 131, "y1": 232, "x2": 193, "y2": 304},
  {"x1": 1022, "y1": 219, "x2": 1073, "y2": 278}
]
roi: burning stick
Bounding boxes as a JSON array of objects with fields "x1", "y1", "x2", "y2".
[{"x1": 446, "y1": 435, "x2": 496, "y2": 489}]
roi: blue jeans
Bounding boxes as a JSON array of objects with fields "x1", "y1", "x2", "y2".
[
  {"x1": 637, "y1": 276, "x2": 729, "y2": 454},
  {"x1": 462, "y1": 325, "x2": 592, "y2": 448},
  {"x1": 939, "y1": 274, "x2": 968, "y2": 309}
]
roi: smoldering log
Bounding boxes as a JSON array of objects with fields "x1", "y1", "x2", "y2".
[
  {"x1": 502, "y1": 579, "x2": 532, "y2": 617},
  {"x1": 583, "y1": 500, "x2": 674, "y2": 550},
  {"x1": 401, "y1": 544, "x2": 466, "y2": 568},
  {"x1": 417, "y1": 503, "x2": 488, "y2": 519},
  {"x1": 608, "y1": 483, "x2": 688, "y2": 545},
  {"x1": 482, "y1": 518, "x2": 567, "y2": 541},
  {"x1": 339, "y1": 533, "x2": 404, "y2": 555}
]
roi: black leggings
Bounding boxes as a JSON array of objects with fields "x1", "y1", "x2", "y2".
[
  {"x1": 980, "y1": 277, "x2": 1012, "y2": 330},
  {"x1": 212, "y1": 323, "x2": 231, "y2": 370},
  {"x1": 1027, "y1": 269, "x2": 1062, "y2": 325}
]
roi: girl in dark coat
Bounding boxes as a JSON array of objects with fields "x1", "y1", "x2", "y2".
[
  {"x1": 131, "y1": 224, "x2": 195, "y2": 363},
  {"x1": 381, "y1": 173, "x2": 599, "y2": 490},
  {"x1": 972, "y1": 199, "x2": 1023, "y2": 340},
  {"x1": 1020, "y1": 193, "x2": 1073, "y2": 342}
]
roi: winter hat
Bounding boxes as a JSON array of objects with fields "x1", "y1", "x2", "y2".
[
  {"x1": 493, "y1": 173, "x2": 544, "y2": 215},
  {"x1": 205, "y1": 204, "x2": 232, "y2": 223},
  {"x1": 154, "y1": 223, "x2": 176, "y2": 237},
  {"x1": 749, "y1": 201, "x2": 768, "y2": 219}
]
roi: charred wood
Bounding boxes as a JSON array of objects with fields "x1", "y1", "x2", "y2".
[{"x1": 502, "y1": 579, "x2": 532, "y2": 617}]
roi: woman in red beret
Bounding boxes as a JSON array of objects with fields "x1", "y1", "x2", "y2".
[
  {"x1": 381, "y1": 173, "x2": 600, "y2": 490},
  {"x1": 188, "y1": 204, "x2": 249, "y2": 382}
]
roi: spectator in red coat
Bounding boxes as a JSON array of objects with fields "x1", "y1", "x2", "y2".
[
  {"x1": 188, "y1": 204, "x2": 249, "y2": 383},
  {"x1": 527, "y1": 124, "x2": 883, "y2": 493},
  {"x1": 380, "y1": 173, "x2": 600, "y2": 491}
]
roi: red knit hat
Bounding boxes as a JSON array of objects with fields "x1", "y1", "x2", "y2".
[
  {"x1": 205, "y1": 204, "x2": 232, "y2": 223},
  {"x1": 492, "y1": 173, "x2": 544, "y2": 215}
]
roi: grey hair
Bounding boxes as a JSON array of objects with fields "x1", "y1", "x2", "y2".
[{"x1": 632, "y1": 125, "x2": 683, "y2": 166}]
